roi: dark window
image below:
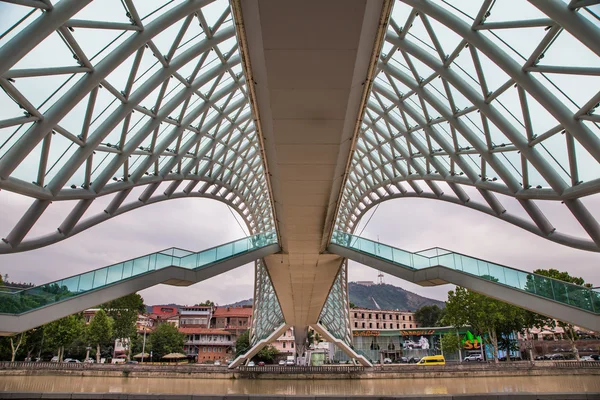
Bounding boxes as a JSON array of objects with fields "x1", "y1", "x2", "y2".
[
  {"x1": 369, "y1": 323, "x2": 372, "y2": 328},
  {"x1": 383, "y1": 323, "x2": 387, "y2": 329},
  {"x1": 403, "y1": 324, "x2": 406, "y2": 328},
  {"x1": 403, "y1": 316, "x2": 406, "y2": 321},
  {"x1": 362, "y1": 322, "x2": 365, "y2": 328},
  {"x1": 354, "y1": 322, "x2": 358, "y2": 328}
]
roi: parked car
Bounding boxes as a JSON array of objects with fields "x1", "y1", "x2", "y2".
[
  {"x1": 417, "y1": 355, "x2": 445, "y2": 365},
  {"x1": 126, "y1": 360, "x2": 138, "y2": 364},
  {"x1": 534, "y1": 355, "x2": 545, "y2": 360},
  {"x1": 278, "y1": 360, "x2": 286, "y2": 366},
  {"x1": 580, "y1": 356, "x2": 594, "y2": 361},
  {"x1": 408, "y1": 357, "x2": 421, "y2": 364},
  {"x1": 50, "y1": 356, "x2": 59, "y2": 362},
  {"x1": 258, "y1": 361, "x2": 265, "y2": 366},
  {"x1": 397, "y1": 357, "x2": 409, "y2": 363},
  {"x1": 383, "y1": 358, "x2": 392, "y2": 364},
  {"x1": 213, "y1": 360, "x2": 221, "y2": 366},
  {"x1": 499, "y1": 356, "x2": 522, "y2": 361},
  {"x1": 247, "y1": 361, "x2": 255, "y2": 367},
  {"x1": 550, "y1": 354, "x2": 565, "y2": 360},
  {"x1": 286, "y1": 359, "x2": 294, "y2": 366},
  {"x1": 83, "y1": 359, "x2": 94, "y2": 364},
  {"x1": 463, "y1": 354, "x2": 483, "y2": 362},
  {"x1": 590, "y1": 354, "x2": 600, "y2": 361},
  {"x1": 63, "y1": 358, "x2": 80, "y2": 363}
]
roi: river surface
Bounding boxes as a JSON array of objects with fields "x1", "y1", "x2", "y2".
[{"x1": 0, "y1": 376, "x2": 599, "y2": 395}]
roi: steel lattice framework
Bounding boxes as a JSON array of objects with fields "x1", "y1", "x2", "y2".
[
  {"x1": 249, "y1": 259, "x2": 285, "y2": 347},
  {"x1": 335, "y1": 0, "x2": 600, "y2": 252},
  {"x1": 0, "y1": 0, "x2": 275, "y2": 253},
  {"x1": 318, "y1": 260, "x2": 353, "y2": 348}
]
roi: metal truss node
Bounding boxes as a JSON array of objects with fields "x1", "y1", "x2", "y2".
[
  {"x1": 334, "y1": 0, "x2": 600, "y2": 252},
  {"x1": 0, "y1": 0, "x2": 275, "y2": 253}
]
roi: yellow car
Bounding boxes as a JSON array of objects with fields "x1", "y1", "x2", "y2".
[{"x1": 417, "y1": 355, "x2": 445, "y2": 365}]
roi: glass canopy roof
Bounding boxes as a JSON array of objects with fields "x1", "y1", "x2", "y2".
[
  {"x1": 0, "y1": 0, "x2": 275, "y2": 252},
  {"x1": 1, "y1": 0, "x2": 599, "y2": 253},
  {"x1": 335, "y1": 0, "x2": 600, "y2": 252}
]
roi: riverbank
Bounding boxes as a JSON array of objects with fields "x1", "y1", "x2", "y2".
[{"x1": 0, "y1": 361, "x2": 599, "y2": 380}]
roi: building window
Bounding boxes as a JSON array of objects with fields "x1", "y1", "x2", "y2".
[
  {"x1": 354, "y1": 322, "x2": 357, "y2": 328},
  {"x1": 397, "y1": 324, "x2": 399, "y2": 329},
  {"x1": 291, "y1": 342, "x2": 294, "y2": 348},
  {"x1": 362, "y1": 322, "x2": 365, "y2": 328},
  {"x1": 403, "y1": 324, "x2": 406, "y2": 328},
  {"x1": 409, "y1": 324, "x2": 412, "y2": 328},
  {"x1": 375, "y1": 314, "x2": 379, "y2": 320},
  {"x1": 384, "y1": 323, "x2": 386, "y2": 329},
  {"x1": 213, "y1": 347, "x2": 217, "y2": 352},
  {"x1": 354, "y1": 313, "x2": 357, "y2": 318},
  {"x1": 368, "y1": 314, "x2": 371, "y2": 319},
  {"x1": 396, "y1": 315, "x2": 399, "y2": 320},
  {"x1": 283, "y1": 343, "x2": 286, "y2": 349},
  {"x1": 369, "y1": 323, "x2": 372, "y2": 328},
  {"x1": 362, "y1": 313, "x2": 364, "y2": 318},
  {"x1": 376, "y1": 323, "x2": 379, "y2": 329},
  {"x1": 409, "y1": 316, "x2": 412, "y2": 321},
  {"x1": 403, "y1": 316, "x2": 405, "y2": 321}
]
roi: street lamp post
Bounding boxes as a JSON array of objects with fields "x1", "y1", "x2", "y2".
[{"x1": 141, "y1": 320, "x2": 151, "y2": 363}]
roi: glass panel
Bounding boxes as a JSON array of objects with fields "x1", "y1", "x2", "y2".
[
  {"x1": 78, "y1": 271, "x2": 94, "y2": 292},
  {"x1": 93, "y1": 268, "x2": 108, "y2": 288},
  {"x1": 217, "y1": 243, "x2": 234, "y2": 259},
  {"x1": 106, "y1": 264, "x2": 124, "y2": 285},
  {"x1": 197, "y1": 248, "x2": 217, "y2": 266},
  {"x1": 154, "y1": 254, "x2": 173, "y2": 270},
  {"x1": 392, "y1": 248, "x2": 412, "y2": 266},
  {"x1": 61, "y1": 276, "x2": 80, "y2": 294},
  {"x1": 180, "y1": 253, "x2": 197, "y2": 269},
  {"x1": 133, "y1": 256, "x2": 150, "y2": 275}
]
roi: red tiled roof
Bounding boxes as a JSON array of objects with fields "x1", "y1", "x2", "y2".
[
  {"x1": 178, "y1": 327, "x2": 231, "y2": 335},
  {"x1": 212, "y1": 306, "x2": 252, "y2": 317}
]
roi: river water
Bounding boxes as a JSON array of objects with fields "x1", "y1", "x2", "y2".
[{"x1": 0, "y1": 376, "x2": 599, "y2": 395}]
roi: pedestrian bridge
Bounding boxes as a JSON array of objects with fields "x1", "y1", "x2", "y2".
[
  {"x1": 1, "y1": 231, "x2": 598, "y2": 337},
  {"x1": 0, "y1": 232, "x2": 279, "y2": 335}
]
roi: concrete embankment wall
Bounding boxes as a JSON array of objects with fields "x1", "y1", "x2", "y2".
[
  {"x1": 0, "y1": 393, "x2": 599, "y2": 399},
  {"x1": 1, "y1": 362, "x2": 600, "y2": 380}
]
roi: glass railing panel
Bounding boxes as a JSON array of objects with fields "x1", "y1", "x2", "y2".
[
  {"x1": 436, "y1": 254, "x2": 456, "y2": 269},
  {"x1": 377, "y1": 243, "x2": 393, "y2": 261},
  {"x1": 171, "y1": 248, "x2": 194, "y2": 258},
  {"x1": 217, "y1": 243, "x2": 234, "y2": 259},
  {"x1": 504, "y1": 268, "x2": 523, "y2": 290},
  {"x1": 412, "y1": 254, "x2": 431, "y2": 269},
  {"x1": 92, "y1": 268, "x2": 108, "y2": 288},
  {"x1": 78, "y1": 271, "x2": 95, "y2": 292},
  {"x1": 459, "y1": 255, "x2": 478, "y2": 275},
  {"x1": 122, "y1": 260, "x2": 134, "y2": 278},
  {"x1": 197, "y1": 248, "x2": 217, "y2": 267},
  {"x1": 106, "y1": 264, "x2": 124, "y2": 285},
  {"x1": 487, "y1": 263, "x2": 506, "y2": 285},
  {"x1": 392, "y1": 248, "x2": 412, "y2": 267},
  {"x1": 158, "y1": 248, "x2": 176, "y2": 257},
  {"x1": 154, "y1": 253, "x2": 173, "y2": 270},
  {"x1": 61, "y1": 276, "x2": 80, "y2": 294},
  {"x1": 133, "y1": 256, "x2": 150, "y2": 275},
  {"x1": 592, "y1": 290, "x2": 600, "y2": 313},
  {"x1": 180, "y1": 253, "x2": 197, "y2": 269}
]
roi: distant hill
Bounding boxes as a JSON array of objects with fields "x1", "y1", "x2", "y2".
[
  {"x1": 348, "y1": 282, "x2": 445, "y2": 311},
  {"x1": 224, "y1": 298, "x2": 253, "y2": 307},
  {"x1": 146, "y1": 283, "x2": 443, "y2": 314}
]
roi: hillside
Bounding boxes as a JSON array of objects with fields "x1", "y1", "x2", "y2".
[{"x1": 348, "y1": 282, "x2": 445, "y2": 311}]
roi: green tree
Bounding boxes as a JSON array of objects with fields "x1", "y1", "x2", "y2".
[
  {"x1": 86, "y1": 309, "x2": 114, "y2": 363},
  {"x1": 235, "y1": 329, "x2": 250, "y2": 357},
  {"x1": 9, "y1": 332, "x2": 26, "y2": 362},
  {"x1": 195, "y1": 300, "x2": 215, "y2": 306},
  {"x1": 102, "y1": 293, "x2": 144, "y2": 361},
  {"x1": 349, "y1": 302, "x2": 356, "y2": 309},
  {"x1": 149, "y1": 323, "x2": 184, "y2": 360},
  {"x1": 414, "y1": 305, "x2": 444, "y2": 327},
  {"x1": 440, "y1": 330, "x2": 463, "y2": 357},
  {"x1": 444, "y1": 287, "x2": 529, "y2": 363},
  {"x1": 528, "y1": 268, "x2": 594, "y2": 361},
  {"x1": 45, "y1": 315, "x2": 84, "y2": 362},
  {"x1": 256, "y1": 345, "x2": 279, "y2": 363}
]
